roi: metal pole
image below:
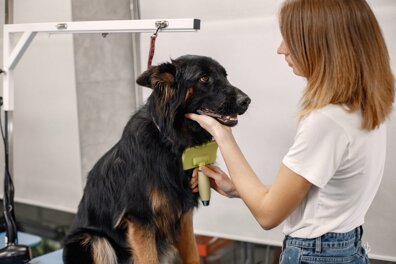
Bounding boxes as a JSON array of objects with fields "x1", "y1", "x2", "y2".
[
  {"x1": 4, "y1": 0, "x2": 15, "y2": 234},
  {"x1": 130, "y1": 0, "x2": 143, "y2": 108},
  {"x1": 0, "y1": 3, "x2": 31, "y2": 263},
  {"x1": 3, "y1": 2, "x2": 14, "y2": 177},
  {"x1": 5, "y1": 0, "x2": 13, "y2": 25}
]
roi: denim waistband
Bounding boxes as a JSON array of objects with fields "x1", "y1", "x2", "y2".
[{"x1": 283, "y1": 226, "x2": 363, "y2": 253}]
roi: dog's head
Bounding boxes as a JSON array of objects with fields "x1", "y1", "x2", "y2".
[{"x1": 137, "y1": 55, "x2": 250, "y2": 148}]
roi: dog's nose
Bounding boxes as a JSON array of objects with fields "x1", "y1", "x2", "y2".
[{"x1": 237, "y1": 94, "x2": 251, "y2": 110}]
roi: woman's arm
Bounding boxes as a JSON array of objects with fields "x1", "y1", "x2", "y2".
[{"x1": 186, "y1": 113, "x2": 312, "y2": 230}]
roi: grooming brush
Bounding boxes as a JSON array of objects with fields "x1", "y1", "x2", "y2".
[{"x1": 182, "y1": 141, "x2": 218, "y2": 206}]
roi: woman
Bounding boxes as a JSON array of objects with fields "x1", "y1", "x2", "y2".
[{"x1": 187, "y1": 0, "x2": 395, "y2": 263}]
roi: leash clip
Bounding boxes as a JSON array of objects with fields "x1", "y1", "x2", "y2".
[{"x1": 153, "y1": 20, "x2": 169, "y2": 36}]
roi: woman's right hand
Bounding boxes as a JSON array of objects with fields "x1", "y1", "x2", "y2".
[
  {"x1": 190, "y1": 165, "x2": 240, "y2": 198},
  {"x1": 185, "y1": 113, "x2": 232, "y2": 144}
]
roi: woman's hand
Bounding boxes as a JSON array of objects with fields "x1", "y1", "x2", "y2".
[
  {"x1": 185, "y1": 113, "x2": 232, "y2": 143},
  {"x1": 190, "y1": 165, "x2": 240, "y2": 198}
]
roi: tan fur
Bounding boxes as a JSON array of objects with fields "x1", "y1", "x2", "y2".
[
  {"x1": 175, "y1": 210, "x2": 200, "y2": 264},
  {"x1": 184, "y1": 87, "x2": 194, "y2": 102},
  {"x1": 91, "y1": 237, "x2": 117, "y2": 264},
  {"x1": 127, "y1": 220, "x2": 159, "y2": 264},
  {"x1": 80, "y1": 236, "x2": 91, "y2": 248},
  {"x1": 151, "y1": 70, "x2": 174, "y2": 86},
  {"x1": 152, "y1": 71, "x2": 175, "y2": 104},
  {"x1": 163, "y1": 85, "x2": 175, "y2": 102},
  {"x1": 150, "y1": 186, "x2": 165, "y2": 212},
  {"x1": 150, "y1": 187, "x2": 182, "y2": 238},
  {"x1": 113, "y1": 209, "x2": 126, "y2": 229},
  {"x1": 159, "y1": 72, "x2": 175, "y2": 85}
]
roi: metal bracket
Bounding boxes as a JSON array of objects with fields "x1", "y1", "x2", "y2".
[
  {"x1": 56, "y1": 23, "x2": 68, "y2": 30},
  {"x1": 2, "y1": 18, "x2": 200, "y2": 110},
  {"x1": 155, "y1": 20, "x2": 169, "y2": 29}
]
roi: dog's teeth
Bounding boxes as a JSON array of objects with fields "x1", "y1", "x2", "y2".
[
  {"x1": 222, "y1": 115, "x2": 237, "y2": 121},
  {"x1": 198, "y1": 108, "x2": 238, "y2": 125}
]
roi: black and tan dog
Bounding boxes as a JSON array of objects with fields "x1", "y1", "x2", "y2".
[{"x1": 63, "y1": 55, "x2": 250, "y2": 264}]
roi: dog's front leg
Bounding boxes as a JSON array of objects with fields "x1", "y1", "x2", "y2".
[
  {"x1": 176, "y1": 210, "x2": 200, "y2": 264},
  {"x1": 127, "y1": 220, "x2": 159, "y2": 264}
]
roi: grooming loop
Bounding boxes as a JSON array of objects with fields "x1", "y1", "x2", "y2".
[
  {"x1": 2, "y1": 18, "x2": 200, "y2": 111},
  {"x1": 147, "y1": 21, "x2": 169, "y2": 68}
]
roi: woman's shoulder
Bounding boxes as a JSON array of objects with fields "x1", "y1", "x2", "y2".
[
  {"x1": 297, "y1": 104, "x2": 363, "y2": 142},
  {"x1": 304, "y1": 104, "x2": 361, "y2": 129}
]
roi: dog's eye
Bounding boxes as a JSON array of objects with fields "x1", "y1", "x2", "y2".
[{"x1": 200, "y1": 75, "x2": 209, "y2": 83}]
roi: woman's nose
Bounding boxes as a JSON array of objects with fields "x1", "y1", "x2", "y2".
[{"x1": 277, "y1": 40, "x2": 288, "y2": 55}]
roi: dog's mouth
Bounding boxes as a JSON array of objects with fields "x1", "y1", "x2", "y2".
[{"x1": 197, "y1": 108, "x2": 238, "y2": 127}]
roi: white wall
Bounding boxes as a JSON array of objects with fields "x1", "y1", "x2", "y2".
[
  {"x1": 139, "y1": 0, "x2": 396, "y2": 261},
  {"x1": 4, "y1": 0, "x2": 83, "y2": 212}
]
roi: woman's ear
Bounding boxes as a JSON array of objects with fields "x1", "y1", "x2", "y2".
[{"x1": 136, "y1": 63, "x2": 176, "y2": 89}]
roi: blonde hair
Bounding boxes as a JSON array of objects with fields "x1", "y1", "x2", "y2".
[{"x1": 279, "y1": 0, "x2": 395, "y2": 130}]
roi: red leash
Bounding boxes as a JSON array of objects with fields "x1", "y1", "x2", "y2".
[
  {"x1": 147, "y1": 34, "x2": 157, "y2": 68},
  {"x1": 147, "y1": 21, "x2": 168, "y2": 68}
]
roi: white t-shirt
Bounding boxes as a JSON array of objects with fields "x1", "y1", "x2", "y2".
[{"x1": 282, "y1": 104, "x2": 387, "y2": 238}]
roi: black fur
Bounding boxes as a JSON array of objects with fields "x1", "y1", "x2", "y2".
[{"x1": 63, "y1": 55, "x2": 250, "y2": 264}]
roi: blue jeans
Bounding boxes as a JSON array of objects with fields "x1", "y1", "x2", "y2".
[{"x1": 280, "y1": 226, "x2": 369, "y2": 264}]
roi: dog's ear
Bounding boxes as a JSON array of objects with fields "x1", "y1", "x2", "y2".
[
  {"x1": 136, "y1": 63, "x2": 176, "y2": 89},
  {"x1": 136, "y1": 67, "x2": 155, "y2": 88}
]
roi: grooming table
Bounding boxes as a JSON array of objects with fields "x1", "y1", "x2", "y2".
[
  {"x1": 29, "y1": 249, "x2": 63, "y2": 264},
  {"x1": 0, "y1": 232, "x2": 63, "y2": 263},
  {"x1": 0, "y1": 232, "x2": 42, "y2": 248}
]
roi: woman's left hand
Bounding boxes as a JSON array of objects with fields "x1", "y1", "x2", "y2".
[
  {"x1": 190, "y1": 165, "x2": 240, "y2": 198},
  {"x1": 185, "y1": 113, "x2": 232, "y2": 142}
]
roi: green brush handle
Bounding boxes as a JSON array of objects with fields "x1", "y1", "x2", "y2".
[{"x1": 198, "y1": 165, "x2": 211, "y2": 206}]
